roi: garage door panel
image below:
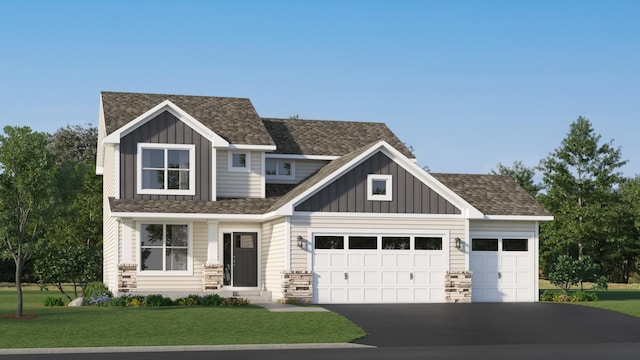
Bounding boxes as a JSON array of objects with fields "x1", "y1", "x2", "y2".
[
  {"x1": 382, "y1": 254, "x2": 397, "y2": 267},
  {"x1": 396, "y1": 271, "x2": 413, "y2": 285},
  {"x1": 364, "y1": 288, "x2": 379, "y2": 303},
  {"x1": 414, "y1": 254, "x2": 429, "y2": 267},
  {"x1": 347, "y1": 254, "x2": 363, "y2": 267},
  {"x1": 364, "y1": 254, "x2": 378, "y2": 267},
  {"x1": 330, "y1": 253, "x2": 346, "y2": 267},
  {"x1": 381, "y1": 271, "x2": 397, "y2": 285},
  {"x1": 347, "y1": 288, "x2": 362, "y2": 302},
  {"x1": 397, "y1": 254, "x2": 411, "y2": 266},
  {"x1": 364, "y1": 271, "x2": 378, "y2": 284}
]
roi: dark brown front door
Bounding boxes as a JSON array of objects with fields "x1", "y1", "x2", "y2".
[{"x1": 232, "y1": 232, "x2": 257, "y2": 287}]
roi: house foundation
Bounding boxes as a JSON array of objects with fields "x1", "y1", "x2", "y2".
[{"x1": 445, "y1": 271, "x2": 472, "y2": 303}]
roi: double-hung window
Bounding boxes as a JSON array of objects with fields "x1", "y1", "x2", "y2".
[
  {"x1": 138, "y1": 143, "x2": 195, "y2": 195},
  {"x1": 140, "y1": 223, "x2": 191, "y2": 273}
]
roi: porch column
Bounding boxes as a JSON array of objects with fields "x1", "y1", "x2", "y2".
[
  {"x1": 121, "y1": 219, "x2": 134, "y2": 264},
  {"x1": 207, "y1": 220, "x2": 219, "y2": 264}
]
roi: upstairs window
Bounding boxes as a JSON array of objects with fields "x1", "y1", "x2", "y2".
[
  {"x1": 265, "y1": 159, "x2": 294, "y2": 179},
  {"x1": 367, "y1": 174, "x2": 392, "y2": 201},
  {"x1": 229, "y1": 151, "x2": 251, "y2": 172},
  {"x1": 137, "y1": 143, "x2": 195, "y2": 195}
]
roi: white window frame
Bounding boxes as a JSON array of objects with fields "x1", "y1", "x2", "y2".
[
  {"x1": 137, "y1": 143, "x2": 196, "y2": 195},
  {"x1": 137, "y1": 222, "x2": 193, "y2": 276},
  {"x1": 265, "y1": 159, "x2": 295, "y2": 180},
  {"x1": 228, "y1": 151, "x2": 251, "y2": 172},
  {"x1": 367, "y1": 174, "x2": 392, "y2": 201}
]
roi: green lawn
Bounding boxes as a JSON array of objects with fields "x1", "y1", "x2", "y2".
[{"x1": 0, "y1": 286, "x2": 365, "y2": 349}]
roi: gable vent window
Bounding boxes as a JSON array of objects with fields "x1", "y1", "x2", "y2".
[
  {"x1": 367, "y1": 174, "x2": 392, "y2": 201},
  {"x1": 137, "y1": 143, "x2": 195, "y2": 195},
  {"x1": 265, "y1": 159, "x2": 295, "y2": 179}
]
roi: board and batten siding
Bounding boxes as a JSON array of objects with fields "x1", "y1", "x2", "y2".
[
  {"x1": 102, "y1": 145, "x2": 118, "y2": 292},
  {"x1": 129, "y1": 221, "x2": 208, "y2": 293},
  {"x1": 261, "y1": 218, "x2": 286, "y2": 301},
  {"x1": 217, "y1": 150, "x2": 263, "y2": 198},
  {"x1": 289, "y1": 215, "x2": 466, "y2": 272},
  {"x1": 119, "y1": 111, "x2": 212, "y2": 201},
  {"x1": 295, "y1": 152, "x2": 460, "y2": 214}
]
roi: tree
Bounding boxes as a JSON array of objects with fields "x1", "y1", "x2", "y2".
[
  {"x1": 538, "y1": 117, "x2": 627, "y2": 278},
  {"x1": 490, "y1": 161, "x2": 542, "y2": 197},
  {"x1": 47, "y1": 124, "x2": 97, "y2": 165},
  {"x1": 548, "y1": 255, "x2": 607, "y2": 291},
  {"x1": 0, "y1": 126, "x2": 55, "y2": 317},
  {"x1": 34, "y1": 124, "x2": 103, "y2": 297}
]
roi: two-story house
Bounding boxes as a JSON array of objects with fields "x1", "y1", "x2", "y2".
[{"x1": 96, "y1": 91, "x2": 552, "y2": 304}]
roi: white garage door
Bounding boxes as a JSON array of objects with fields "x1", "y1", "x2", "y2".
[
  {"x1": 313, "y1": 234, "x2": 448, "y2": 304},
  {"x1": 470, "y1": 236, "x2": 535, "y2": 302}
]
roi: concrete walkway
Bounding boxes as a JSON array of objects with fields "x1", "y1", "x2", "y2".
[{"x1": 254, "y1": 302, "x2": 329, "y2": 312}]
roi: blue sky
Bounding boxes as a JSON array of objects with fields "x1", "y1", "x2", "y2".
[{"x1": 1, "y1": 0, "x2": 638, "y2": 177}]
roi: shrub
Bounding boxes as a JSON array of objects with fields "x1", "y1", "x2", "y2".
[
  {"x1": 87, "y1": 294, "x2": 112, "y2": 306},
  {"x1": 221, "y1": 297, "x2": 250, "y2": 306},
  {"x1": 570, "y1": 291, "x2": 598, "y2": 302},
  {"x1": 107, "y1": 294, "x2": 146, "y2": 307},
  {"x1": 540, "y1": 290, "x2": 565, "y2": 302},
  {"x1": 175, "y1": 294, "x2": 202, "y2": 306},
  {"x1": 146, "y1": 294, "x2": 174, "y2": 307},
  {"x1": 44, "y1": 296, "x2": 65, "y2": 306},
  {"x1": 84, "y1": 281, "x2": 113, "y2": 299},
  {"x1": 202, "y1": 294, "x2": 221, "y2": 306}
]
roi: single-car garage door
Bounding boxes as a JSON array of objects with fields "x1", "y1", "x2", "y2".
[
  {"x1": 313, "y1": 233, "x2": 449, "y2": 304},
  {"x1": 470, "y1": 234, "x2": 535, "y2": 302}
]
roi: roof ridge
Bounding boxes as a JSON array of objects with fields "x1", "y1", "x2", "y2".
[
  {"x1": 262, "y1": 117, "x2": 388, "y2": 125},
  {"x1": 101, "y1": 91, "x2": 251, "y2": 101}
]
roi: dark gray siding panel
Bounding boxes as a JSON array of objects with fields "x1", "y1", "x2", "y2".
[
  {"x1": 120, "y1": 111, "x2": 212, "y2": 201},
  {"x1": 295, "y1": 152, "x2": 461, "y2": 215}
]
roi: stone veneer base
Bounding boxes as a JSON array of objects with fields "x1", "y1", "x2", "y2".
[{"x1": 445, "y1": 271, "x2": 472, "y2": 303}]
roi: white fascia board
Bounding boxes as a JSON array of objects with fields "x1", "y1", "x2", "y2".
[
  {"x1": 96, "y1": 96, "x2": 106, "y2": 173},
  {"x1": 228, "y1": 144, "x2": 277, "y2": 151},
  {"x1": 110, "y1": 212, "x2": 265, "y2": 221},
  {"x1": 265, "y1": 154, "x2": 340, "y2": 160},
  {"x1": 103, "y1": 100, "x2": 229, "y2": 147},
  {"x1": 482, "y1": 215, "x2": 554, "y2": 221}
]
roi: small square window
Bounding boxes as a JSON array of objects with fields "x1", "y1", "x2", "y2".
[
  {"x1": 367, "y1": 174, "x2": 392, "y2": 201},
  {"x1": 229, "y1": 151, "x2": 251, "y2": 172}
]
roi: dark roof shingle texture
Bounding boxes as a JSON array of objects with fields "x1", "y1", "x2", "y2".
[
  {"x1": 109, "y1": 197, "x2": 279, "y2": 214},
  {"x1": 101, "y1": 91, "x2": 275, "y2": 146},
  {"x1": 262, "y1": 118, "x2": 414, "y2": 158},
  {"x1": 431, "y1": 173, "x2": 552, "y2": 217}
]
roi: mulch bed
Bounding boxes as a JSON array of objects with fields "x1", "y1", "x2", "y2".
[{"x1": 1, "y1": 314, "x2": 39, "y2": 320}]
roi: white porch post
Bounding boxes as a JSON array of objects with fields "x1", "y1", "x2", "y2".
[
  {"x1": 121, "y1": 219, "x2": 133, "y2": 264},
  {"x1": 207, "y1": 220, "x2": 220, "y2": 264}
]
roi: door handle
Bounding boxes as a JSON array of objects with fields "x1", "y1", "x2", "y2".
[
  {"x1": 498, "y1": 272, "x2": 501, "y2": 279},
  {"x1": 410, "y1": 273, "x2": 414, "y2": 280},
  {"x1": 344, "y1": 272, "x2": 348, "y2": 280}
]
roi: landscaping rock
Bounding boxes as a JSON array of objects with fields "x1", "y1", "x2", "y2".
[{"x1": 68, "y1": 297, "x2": 85, "y2": 307}]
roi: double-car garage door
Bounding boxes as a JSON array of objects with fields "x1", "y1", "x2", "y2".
[{"x1": 313, "y1": 233, "x2": 448, "y2": 304}]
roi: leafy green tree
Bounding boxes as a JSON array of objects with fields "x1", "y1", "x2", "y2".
[
  {"x1": 34, "y1": 124, "x2": 103, "y2": 297},
  {"x1": 607, "y1": 176, "x2": 640, "y2": 282},
  {"x1": 490, "y1": 161, "x2": 542, "y2": 197},
  {"x1": 548, "y1": 255, "x2": 607, "y2": 291},
  {"x1": 538, "y1": 117, "x2": 626, "y2": 276},
  {"x1": 0, "y1": 126, "x2": 55, "y2": 317}
]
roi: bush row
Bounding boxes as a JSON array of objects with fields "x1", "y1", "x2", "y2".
[
  {"x1": 86, "y1": 293, "x2": 250, "y2": 307},
  {"x1": 540, "y1": 290, "x2": 598, "y2": 302}
]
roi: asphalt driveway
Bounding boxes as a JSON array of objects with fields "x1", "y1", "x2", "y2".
[{"x1": 324, "y1": 303, "x2": 640, "y2": 347}]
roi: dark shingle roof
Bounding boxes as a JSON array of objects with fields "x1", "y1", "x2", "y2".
[
  {"x1": 101, "y1": 91, "x2": 275, "y2": 146},
  {"x1": 431, "y1": 173, "x2": 552, "y2": 217},
  {"x1": 109, "y1": 197, "x2": 279, "y2": 214},
  {"x1": 262, "y1": 118, "x2": 414, "y2": 158}
]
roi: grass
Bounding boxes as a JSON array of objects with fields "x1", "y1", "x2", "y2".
[
  {"x1": 0, "y1": 285, "x2": 365, "y2": 349},
  {"x1": 539, "y1": 279, "x2": 640, "y2": 318}
]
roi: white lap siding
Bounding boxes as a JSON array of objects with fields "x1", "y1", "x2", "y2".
[
  {"x1": 289, "y1": 215, "x2": 466, "y2": 272},
  {"x1": 102, "y1": 145, "x2": 118, "y2": 293},
  {"x1": 217, "y1": 150, "x2": 263, "y2": 198},
  {"x1": 261, "y1": 218, "x2": 287, "y2": 301},
  {"x1": 294, "y1": 160, "x2": 329, "y2": 183}
]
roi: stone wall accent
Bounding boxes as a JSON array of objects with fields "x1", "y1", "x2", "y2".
[
  {"x1": 281, "y1": 271, "x2": 313, "y2": 303},
  {"x1": 203, "y1": 263, "x2": 224, "y2": 291},
  {"x1": 445, "y1": 271, "x2": 472, "y2": 303},
  {"x1": 118, "y1": 264, "x2": 138, "y2": 294}
]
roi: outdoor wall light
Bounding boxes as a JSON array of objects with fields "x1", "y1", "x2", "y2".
[
  {"x1": 455, "y1": 237, "x2": 462, "y2": 249},
  {"x1": 297, "y1": 236, "x2": 305, "y2": 248}
]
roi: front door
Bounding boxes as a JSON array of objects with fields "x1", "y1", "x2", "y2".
[{"x1": 232, "y1": 232, "x2": 258, "y2": 287}]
